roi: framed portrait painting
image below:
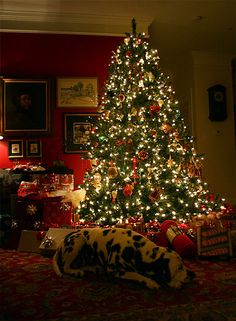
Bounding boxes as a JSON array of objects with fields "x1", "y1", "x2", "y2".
[
  {"x1": 64, "y1": 113, "x2": 98, "y2": 153},
  {"x1": 0, "y1": 78, "x2": 51, "y2": 136},
  {"x1": 8, "y1": 140, "x2": 24, "y2": 158},
  {"x1": 26, "y1": 140, "x2": 42, "y2": 158},
  {"x1": 57, "y1": 77, "x2": 98, "y2": 108}
]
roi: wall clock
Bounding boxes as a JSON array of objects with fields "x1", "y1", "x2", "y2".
[{"x1": 207, "y1": 84, "x2": 227, "y2": 121}]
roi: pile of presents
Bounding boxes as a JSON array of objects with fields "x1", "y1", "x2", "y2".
[
  {"x1": 19, "y1": 207, "x2": 236, "y2": 259},
  {"x1": 2, "y1": 177, "x2": 236, "y2": 259}
]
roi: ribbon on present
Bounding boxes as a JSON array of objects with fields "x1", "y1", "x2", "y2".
[
  {"x1": 40, "y1": 222, "x2": 60, "y2": 230},
  {"x1": 36, "y1": 231, "x2": 46, "y2": 241},
  {"x1": 127, "y1": 216, "x2": 145, "y2": 233},
  {"x1": 72, "y1": 220, "x2": 99, "y2": 228},
  {"x1": 41, "y1": 236, "x2": 54, "y2": 248}
]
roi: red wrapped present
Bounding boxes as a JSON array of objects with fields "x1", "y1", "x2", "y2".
[
  {"x1": 43, "y1": 197, "x2": 73, "y2": 227},
  {"x1": 18, "y1": 181, "x2": 38, "y2": 198},
  {"x1": 161, "y1": 220, "x2": 197, "y2": 258},
  {"x1": 145, "y1": 231, "x2": 169, "y2": 247},
  {"x1": 127, "y1": 216, "x2": 145, "y2": 233},
  {"x1": 58, "y1": 174, "x2": 74, "y2": 191},
  {"x1": 16, "y1": 199, "x2": 43, "y2": 229},
  {"x1": 146, "y1": 220, "x2": 161, "y2": 232}
]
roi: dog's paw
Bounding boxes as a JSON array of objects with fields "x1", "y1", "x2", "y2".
[
  {"x1": 144, "y1": 279, "x2": 160, "y2": 290},
  {"x1": 64, "y1": 269, "x2": 85, "y2": 277}
]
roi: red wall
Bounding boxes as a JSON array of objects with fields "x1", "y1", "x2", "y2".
[{"x1": 0, "y1": 32, "x2": 123, "y2": 187}]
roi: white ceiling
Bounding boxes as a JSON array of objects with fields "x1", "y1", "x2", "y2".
[{"x1": 1, "y1": 0, "x2": 236, "y2": 54}]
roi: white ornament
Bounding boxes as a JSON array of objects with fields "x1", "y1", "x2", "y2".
[{"x1": 139, "y1": 80, "x2": 144, "y2": 87}]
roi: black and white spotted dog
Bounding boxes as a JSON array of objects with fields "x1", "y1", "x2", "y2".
[{"x1": 53, "y1": 227, "x2": 195, "y2": 289}]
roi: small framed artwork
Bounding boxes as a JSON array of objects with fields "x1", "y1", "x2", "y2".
[
  {"x1": 1, "y1": 78, "x2": 51, "y2": 136},
  {"x1": 8, "y1": 140, "x2": 24, "y2": 158},
  {"x1": 64, "y1": 113, "x2": 98, "y2": 153},
  {"x1": 57, "y1": 77, "x2": 98, "y2": 108},
  {"x1": 26, "y1": 140, "x2": 42, "y2": 158}
]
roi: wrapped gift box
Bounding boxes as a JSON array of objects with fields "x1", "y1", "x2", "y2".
[
  {"x1": 18, "y1": 230, "x2": 46, "y2": 253},
  {"x1": 30, "y1": 173, "x2": 74, "y2": 192},
  {"x1": 197, "y1": 225, "x2": 233, "y2": 257},
  {"x1": 42, "y1": 197, "x2": 73, "y2": 227},
  {"x1": 16, "y1": 199, "x2": 43, "y2": 229},
  {"x1": 231, "y1": 229, "x2": 236, "y2": 257},
  {"x1": 57, "y1": 174, "x2": 74, "y2": 191},
  {"x1": 17, "y1": 181, "x2": 38, "y2": 198}
]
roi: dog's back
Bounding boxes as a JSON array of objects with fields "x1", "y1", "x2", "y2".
[{"x1": 53, "y1": 227, "x2": 194, "y2": 289}]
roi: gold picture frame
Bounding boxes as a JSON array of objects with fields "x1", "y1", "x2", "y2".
[
  {"x1": 64, "y1": 113, "x2": 98, "y2": 153},
  {"x1": 57, "y1": 77, "x2": 98, "y2": 108},
  {"x1": 8, "y1": 140, "x2": 24, "y2": 158},
  {"x1": 1, "y1": 78, "x2": 51, "y2": 136},
  {"x1": 26, "y1": 140, "x2": 42, "y2": 158}
]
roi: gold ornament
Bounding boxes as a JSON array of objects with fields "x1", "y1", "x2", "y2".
[
  {"x1": 112, "y1": 51, "x2": 119, "y2": 62},
  {"x1": 175, "y1": 177, "x2": 182, "y2": 185},
  {"x1": 131, "y1": 107, "x2": 137, "y2": 116},
  {"x1": 102, "y1": 110, "x2": 110, "y2": 119},
  {"x1": 111, "y1": 190, "x2": 117, "y2": 203},
  {"x1": 118, "y1": 93, "x2": 125, "y2": 102},
  {"x1": 150, "y1": 129, "x2": 157, "y2": 137},
  {"x1": 161, "y1": 123, "x2": 171, "y2": 134},
  {"x1": 93, "y1": 172, "x2": 102, "y2": 189},
  {"x1": 147, "y1": 168, "x2": 153, "y2": 180},
  {"x1": 138, "y1": 149, "x2": 148, "y2": 160},
  {"x1": 187, "y1": 157, "x2": 203, "y2": 178},
  {"x1": 90, "y1": 159, "x2": 97, "y2": 168},
  {"x1": 124, "y1": 37, "x2": 130, "y2": 45},
  {"x1": 127, "y1": 139, "x2": 133, "y2": 146},
  {"x1": 138, "y1": 79, "x2": 144, "y2": 87},
  {"x1": 167, "y1": 155, "x2": 174, "y2": 168},
  {"x1": 177, "y1": 164, "x2": 182, "y2": 172},
  {"x1": 108, "y1": 164, "x2": 118, "y2": 179},
  {"x1": 144, "y1": 72, "x2": 155, "y2": 82},
  {"x1": 149, "y1": 188, "x2": 161, "y2": 202}
]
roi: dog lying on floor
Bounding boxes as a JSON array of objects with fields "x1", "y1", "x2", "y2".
[{"x1": 53, "y1": 227, "x2": 195, "y2": 289}]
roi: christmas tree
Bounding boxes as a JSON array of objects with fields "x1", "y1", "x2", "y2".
[{"x1": 79, "y1": 19, "x2": 224, "y2": 225}]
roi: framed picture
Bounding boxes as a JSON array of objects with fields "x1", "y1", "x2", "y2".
[
  {"x1": 57, "y1": 77, "x2": 98, "y2": 108},
  {"x1": 26, "y1": 140, "x2": 42, "y2": 158},
  {"x1": 8, "y1": 140, "x2": 24, "y2": 158},
  {"x1": 1, "y1": 78, "x2": 51, "y2": 136},
  {"x1": 64, "y1": 113, "x2": 98, "y2": 153}
]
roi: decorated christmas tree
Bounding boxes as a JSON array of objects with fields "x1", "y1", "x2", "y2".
[{"x1": 79, "y1": 19, "x2": 224, "y2": 225}]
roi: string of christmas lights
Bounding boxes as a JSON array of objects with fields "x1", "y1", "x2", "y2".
[{"x1": 79, "y1": 20, "x2": 225, "y2": 225}]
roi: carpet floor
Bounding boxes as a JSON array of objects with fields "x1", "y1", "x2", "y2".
[{"x1": 1, "y1": 249, "x2": 236, "y2": 321}]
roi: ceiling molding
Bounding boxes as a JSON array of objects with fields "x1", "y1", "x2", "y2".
[
  {"x1": 0, "y1": 10, "x2": 151, "y2": 36},
  {"x1": 0, "y1": 1, "x2": 235, "y2": 54}
]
